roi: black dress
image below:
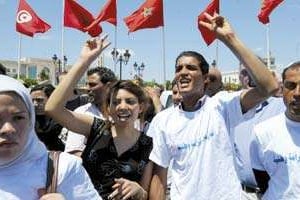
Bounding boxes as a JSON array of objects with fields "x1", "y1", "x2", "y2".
[{"x1": 81, "y1": 118, "x2": 153, "y2": 199}]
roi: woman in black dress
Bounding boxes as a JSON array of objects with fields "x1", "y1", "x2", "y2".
[{"x1": 45, "y1": 36, "x2": 153, "y2": 200}]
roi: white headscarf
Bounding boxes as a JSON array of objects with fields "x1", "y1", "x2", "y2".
[{"x1": 0, "y1": 75, "x2": 47, "y2": 169}]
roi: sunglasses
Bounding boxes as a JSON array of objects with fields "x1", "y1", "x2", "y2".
[{"x1": 283, "y1": 81, "x2": 300, "y2": 90}]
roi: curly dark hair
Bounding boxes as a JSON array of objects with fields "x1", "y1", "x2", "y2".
[
  {"x1": 87, "y1": 67, "x2": 117, "y2": 84},
  {"x1": 30, "y1": 83, "x2": 55, "y2": 98}
]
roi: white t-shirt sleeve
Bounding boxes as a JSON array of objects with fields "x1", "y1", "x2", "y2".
[
  {"x1": 250, "y1": 127, "x2": 266, "y2": 171},
  {"x1": 64, "y1": 131, "x2": 86, "y2": 153},
  {"x1": 147, "y1": 113, "x2": 170, "y2": 168},
  {"x1": 57, "y1": 153, "x2": 101, "y2": 200},
  {"x1": 215, "y1": 91, "x2": 257, "y2": 131},
  {"x1": 64, "y1": 104, "x2": 92, "y2": 153}
]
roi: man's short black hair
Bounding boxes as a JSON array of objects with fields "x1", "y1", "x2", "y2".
[
  {"x1": 175, "y1": 51, "x2": 209, "y2": 75},
  {"x1": 282, "y1": 61, "x2": 300, "y2": 81},
  {"x1": 30, "y1": 83, "x2": 55, "y2": 98},
  {"x1": 87, "y1": 67, "x2": 117, "y2": 84},
  {"x1": 0, "y1": 63, "x2": 7, "y2": 75}
]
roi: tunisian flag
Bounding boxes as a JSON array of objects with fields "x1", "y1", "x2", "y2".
[
  {"x1": 197, "y1": 0, "x2": 219, "y2": 46},
  {"x1": 64, "y1": 0, "x2": 102, "y2": 37},
  {"x1": 124, "y1": 0, "x2": 164, "y2": 33},
  {"x1": 85, "y1": 0, "x2": 116, "y2": 33},
  {"x1": 258, "y1": 0, "x2": 283, "y2": 24},
  {"x1": 16, "y1": 0, "x2": 51, "y2": 37}
]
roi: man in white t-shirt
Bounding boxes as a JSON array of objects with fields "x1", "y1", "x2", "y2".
[
  {"x1": 232, "y1": 68, "x2": 285, "y2": 200},
  {"x1": 64, "y1": 67, "x2": 116, "y2": 157},
  {"x1": 233, "y1": 96, "x2": 285, "y2": 199},
  {"x1": 250, "y1": 61, "x2": 300, "y2": 199},
  {"x1": 148, "y1": 13, "x2": 279, "y2": 200}
]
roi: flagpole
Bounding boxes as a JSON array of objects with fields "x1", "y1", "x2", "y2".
[
  {"x1": 17, "y1": 34, "x2": 22, "y2": 80},
  {"x1": 114, "y1": 26, "x2": 117, "y2": 73},
  {"x1": 215, "y1": 40, "x2": 219, "y2": 67},
  {"x1": 266, "y1": 23, "x2": 271, "y2": 69},
  {"x1": 61, "y1": 0, "x2": 65, "y2": 73},
  {"x1": 216, "y1": 0, "x2": 220, "y2": 68},
  {"x1": 161, "y1": 26, "x2": 166, "y2": 85},
  {"x1": 161, "y1": 0, "x2": 166, "y2": 86}
]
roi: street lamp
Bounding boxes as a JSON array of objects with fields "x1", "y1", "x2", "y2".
[
  {"x1": 111, "y1": 48, "x2": 131, "y2": 80},
  {"x1": 52, "y1": 54, "x2": 67, "y2": 84},
  {"x1": 133, "y1": 62, "x2": 145, "y2": 79},
  {"x1": 211, "y1": 59, "x2": 217, "y2": 68}
]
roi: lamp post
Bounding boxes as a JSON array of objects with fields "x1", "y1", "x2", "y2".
[
  {"x1": 211, "y1": 59, "x2": 217, "y2": 68},
  {"x1": 52, "y1": 54, "x2": 67, "y2": 84},
  {"x1": 133, "y1": 62, "x2": 145, "y2": 79},
  {"x1": 111, "y1": 48, "x2": 131, "y2": 80}
]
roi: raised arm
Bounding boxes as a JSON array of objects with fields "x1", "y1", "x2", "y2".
[
  {"x1": 199, "y1": 13, "x2": 278, "y2": 113},
  {"x1": 45, "y1": 36, "x2": 111, "y2": 136}
]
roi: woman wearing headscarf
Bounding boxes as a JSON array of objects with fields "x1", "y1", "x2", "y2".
[{"x1": 0, "y1": 75, "x2": 101, "y2": 200}]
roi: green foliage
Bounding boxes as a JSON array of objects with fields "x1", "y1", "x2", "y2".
[
  {"x1": 165, "y1": 80, "x2": 171, "y2": 90},
  {"x1": 223, "y1": 82, "x2": 241, "y2": 91},
  {"x1": 19, "y1": 76, "x2": 38, "y2": 87},
  {"x1": 39, "y1": 67, "x2": 50, "y2": 81},
  {"x1": 143, "y1": 79, "x2": 157, "y2": 87}
]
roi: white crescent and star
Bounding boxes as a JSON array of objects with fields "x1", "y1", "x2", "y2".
[
  {"x1": 142, "y1": 7, "x2": 153, "y2": 17},
  {"x1": 16, "y1": 10, "x2": 32, "y2": 24}
]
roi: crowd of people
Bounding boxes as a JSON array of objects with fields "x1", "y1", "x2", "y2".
[{"x1": 1, "y1": 12, "x2": 300, "y2": 200}]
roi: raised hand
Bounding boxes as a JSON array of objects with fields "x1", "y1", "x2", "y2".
[
  {"x1": 199, "y1": 12, "x2": 235, "y2": 42},
  {"x1": 108, "y1": 178, "x2": 147, "y2": 200},
  {"x1": 79, "y1": 34, "x2": 111, "y2": 64}
]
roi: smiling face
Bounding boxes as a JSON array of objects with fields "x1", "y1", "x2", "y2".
[
  {"x1": 0, "y1": 92, "x2": 30, "y2": 163},
  {"x1": 175, "y1": 55, "x2": 206, "y2": 100},
  {"x1": 109, "y1": 89, "x2": 143, "y2": 126},
  {"x1": 282, "y1": 65, "x2": 300, "y2": 121}
]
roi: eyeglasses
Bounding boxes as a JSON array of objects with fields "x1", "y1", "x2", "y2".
[{"x1": 283, "y1": 80, "x2": 300, "y2": 90}]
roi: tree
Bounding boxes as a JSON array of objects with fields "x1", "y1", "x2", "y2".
[{"x1": 39, "y1": 67, "x2": 50, "y2": 81}]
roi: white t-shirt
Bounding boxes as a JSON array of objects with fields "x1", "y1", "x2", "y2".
[
  {"x1": 64, "y1": 103, "x2": 103, "y2": 153},
  {"x1": 148, "y1": 91, "x2": 243, "y2": 200},
  {"x1": 251, "y1": 113, "x2": 300, "y2": 200},
  {"x1": 233, "y1": 97, "x2": 285, "y2": 186},
  {"x1": 0, "y1": 152, "x2": 101, "y2": 200}
]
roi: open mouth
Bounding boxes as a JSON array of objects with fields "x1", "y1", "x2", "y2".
[
  {"x1": 117, "y1": 113, "x2": 131, "y2": 121},
  {"x1": 179, "y1": 79, "x2": 191, "y2": 88}
]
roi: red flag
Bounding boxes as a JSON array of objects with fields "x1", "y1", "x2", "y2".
[
  {"x1": 85, "y1": 0, "x2": 116, "y2": 33},
  {"x1": 64, "y1": 0, "x2": 102, "y2": 37},
  {"x1": 123, "y1": 0, "x2": 164, "y2": 33},
  {"x1": 197, "y1": 0, "x2": 219, "y2": 46},
  {"x1": 258, "y1": 0, "x2": 283, "y2": 24},
  {"x1": 16, "y1": 0, "x2": 51, "y2": 37}
]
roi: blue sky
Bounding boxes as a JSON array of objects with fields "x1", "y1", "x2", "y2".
[{"x1": 0, "y1": 0, "x2": 299, "y2": 83}]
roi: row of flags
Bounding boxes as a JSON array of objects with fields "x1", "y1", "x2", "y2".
[{"x1": 16, "y1": 0, "x2": 284, "y2": 46}]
